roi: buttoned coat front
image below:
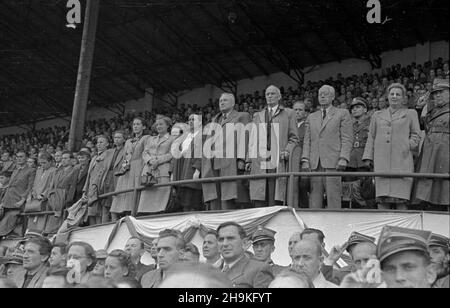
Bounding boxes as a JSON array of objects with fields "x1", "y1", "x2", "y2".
[
  {"x1": 302, "y1": 106, "x2": 353, "y2": 170},
  {"x1": 363, "y1": 108, "x2": 421, "y2": 200}
]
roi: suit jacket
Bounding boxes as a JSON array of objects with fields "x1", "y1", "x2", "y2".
[
  {"x1": 1, "y1": 166, "x2": 36, "y2": 209},
  {"x1": 14, "y1": 265, "x2": 49, "y2": 288},
  {"x1": 202, "y1": 110, "x2": 252, "y2": 202},
  {"x1": 302, "y1": 106, "x2": 353, "y2": 170},
  {"x1": 141, "y1": 268, "x2": 164, "y2": 288},
  {"x1": 248, "y1": 106, "x2": 299, "y2": 201},
  {"x1": 223, "y1": 255, "x2": 274, "y2": 288}
]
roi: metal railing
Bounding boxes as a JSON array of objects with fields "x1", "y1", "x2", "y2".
[{"x1": 20, "y1": 171, "x2": 449, "y2": 217}]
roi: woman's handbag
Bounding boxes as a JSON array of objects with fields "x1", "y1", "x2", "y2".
[
  {"x1": 360, "y1": 176, "x2": 376, "y2": 200},
  {"x1": 141, "y1": 165, "x2": 158, "y2": 187}
]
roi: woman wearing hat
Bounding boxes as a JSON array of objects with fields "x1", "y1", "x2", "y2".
[
  {"x1": 363, "y1": 83, "x2": 421, "y2": 210},
  {"x1": 414, "y1": 78, "x2": 449, "y2": 208},
  {"x1": 137, "y1": 116, "x2": 176, "y2": 215}
]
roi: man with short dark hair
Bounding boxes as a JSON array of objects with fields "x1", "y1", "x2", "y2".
[
  {"x1": 48, "y1": 243, "x2": 67, "y2": 270},
  {"x1": 377, "y1": 226, "x2": 437, "y2": 288},
  {"x1": 293, "y1": 101, "x2": 310, "y2": 208},
  {"x1": 14, "y1": 237, "x2": 52, "y2": 288},
  {"x1": 217, "y1": 222, "x2": 273, "y2": 288},
  {"x1": 141, "y1": 229, "x2": 186, "y2": 288},
  {"x1": 202, "y1": 230, "x2": 222, "y2": 268},
  {"x1": 124, "y1": 237, "x2": 155, "y2": 281}
]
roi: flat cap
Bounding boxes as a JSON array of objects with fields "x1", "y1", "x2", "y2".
[
  {"x1": 431, "y1": 78, "x2": 449, "y2": 93},
  {"x1": 95, "y1": 249, "x2": 108, "y2": 260},
  {"x1": 428, "y1": 233, "x2": 450, "y2": 250},
  {"x1": 251, "y1": 226, "x2": 276, "y2": 244},
  {"x1": 377, "y1": 226, "x2": 431, "y2": 263},
  {"x1": 346, "y1": 231, "x2": 376, "y2": 253}
]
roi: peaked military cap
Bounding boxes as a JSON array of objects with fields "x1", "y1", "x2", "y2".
[
  {"x1": 346, "y1": 231, "x2": 376, "y2": 253},
  {"x1": 377, "y1": 226, "x2": 432, "y2": 263},
  {"x1": 428, "y1": 233, "x2": 449, "y2": 250},
  {"x1": 251, "y1": 226, "x2": 276, "y2": 244}
]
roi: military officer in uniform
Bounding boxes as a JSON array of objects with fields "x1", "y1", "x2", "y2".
[
  {"x1": 377, "y1": 225, "x2": 437, "y2": 288},
  {"x1": 428, "y1": 233, "x2": 449, "y2": 288},
  {"x1": 251, "y1": 226, "x2": 285, "y2": 277},
  {"x1": 347, "y1": 97, "x2": 373, "y2": 208}
]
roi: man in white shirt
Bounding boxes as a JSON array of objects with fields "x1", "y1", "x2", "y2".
[
  {"x1": 202, "y1": 230, "x2": 222, "y2": 269},
  {"x1": 291, "y1": 239, "x2": 338, "y2": 288}
]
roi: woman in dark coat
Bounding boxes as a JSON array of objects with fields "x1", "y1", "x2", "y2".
[{"x1": 171, "y1": 114, "x2": 203, "y2": 212}]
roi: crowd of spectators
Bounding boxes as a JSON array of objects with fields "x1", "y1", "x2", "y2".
[
  {"x1": 0, "y1": 58, "x2": 448, "y2": 240},
  {"x1": 0, "y1": 223, "x2": 448, "y2": 288}
]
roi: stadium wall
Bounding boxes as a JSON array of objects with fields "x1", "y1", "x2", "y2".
[{"x1": 1, "y1": 41, "x2": 448, "y2": 136}]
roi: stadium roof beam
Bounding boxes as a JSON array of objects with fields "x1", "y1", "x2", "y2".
[
  {"x1": 181, "y1": 5, "x2": 253, "y2": 81},
  {"x1": 153, "y1": 16, "x2": 237, "y2": 93},
  {"x1": 234, "y1": 3, "x2": 304, "y2": 84},
  {"x1": 198, "y1": 4, "x2": 270, "y2": 77},
  {"x1": 177, "y1": 8, "x2": 241, "y2": 87}
]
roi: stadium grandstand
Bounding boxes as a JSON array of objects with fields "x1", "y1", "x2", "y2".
[{"x1": 0, "y1": 0, "x2": 449, "y2": 289}]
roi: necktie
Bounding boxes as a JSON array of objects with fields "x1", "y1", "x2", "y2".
[
  {"x1": 322, "y1": 108, "x2": 327, "y2": 120},
  {"x1": 270, "y1": 108, "x2": 274, "y2": 120},
  {"x1": 222, "y1": 264, "x2": 230, "y2": 273}
]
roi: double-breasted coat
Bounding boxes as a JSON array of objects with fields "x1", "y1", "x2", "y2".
[
  {"x1": 111, "y1": 135, "x2": 149, "y2": 214},
  {"x1": 248, "y1": 106, "x2": 299, "y2": 202},
  {"x1": 202, "y1": 110, "x2": 252, "y2": 203},
  {"x1": 138, "y1": 133, "x2": 175, "y2": 214},
  {"x1": 414, "y1": 105, "x2": 449, "y2": 205},
  {"x1": 363, "y1": 108, "x2": 421, "y2": 200}
]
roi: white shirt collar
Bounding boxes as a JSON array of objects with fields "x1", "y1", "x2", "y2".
[{"x1": 224, "y1": 255, "x2": 245, "y2": 270}]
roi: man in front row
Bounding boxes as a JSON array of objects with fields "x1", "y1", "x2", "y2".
[
  {"x1": 141, "y1": 230, "x2": 185, "y2": 288},
  {"x1": 377, "y1": 225, "x2": 437, "y2": 288},
  {"x1": 217, "y1": 222, "x2": 274, "y2": 288},
  {"x1": 251, "y1": 226, "x2": 285, "y2": 277}
]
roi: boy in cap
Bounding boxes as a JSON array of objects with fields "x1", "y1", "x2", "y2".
[
  {"x1": 251, "y1": 226, "x2": 285, "y2": 276},
  {"x1": 377, "y1": 225, "x2": 437, "y2": 288},
  {"x1": 428, "y1": 233, "x2": 449, "y2": 288},
  {"x1": 347, "y1": 98, "x2": 373, "y2": 208}
]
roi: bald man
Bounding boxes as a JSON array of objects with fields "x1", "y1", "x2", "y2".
[
  {"x1": 291, "y1": 240, "x2": 338, "y2": 288},
  {"x1": 247, "y1": 85, "x2": 299, "y2": 207},
  {"x1": 302, "y1": 85, "x2": 353, "y2": 209}
]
